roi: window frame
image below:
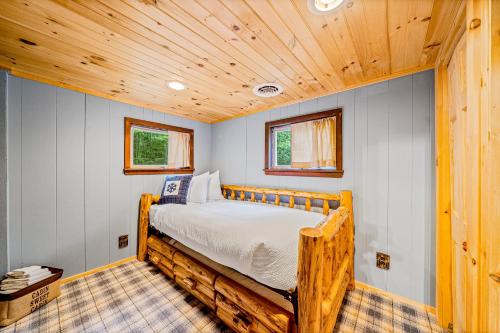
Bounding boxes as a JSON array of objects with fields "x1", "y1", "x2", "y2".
[
  {"x1": 124, "y1": 117, "x2": 194, "y2": 175},
  {"x1": 264, "y1": 108, "x2": 343, "y2": 178}
]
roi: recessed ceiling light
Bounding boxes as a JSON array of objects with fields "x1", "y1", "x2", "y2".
[
  {"x1": 307, "y1": 0, "x2": 345, "y2": 14},
  {"x1": 167, "y1": 81, "x2": 186, "y2": 91}
]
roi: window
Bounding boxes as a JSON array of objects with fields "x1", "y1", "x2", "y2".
[
  {"x1": 124, "y1": 118, "x2": 194, "y2": 175},
  {"x1": 273, "y1": 125, "x2": 291, "y2": 167},
  {"x1": 264, "y1": 109, "x2": 343, "y2": 178},
  {"x1": 132, "y1": 127, "x2": 168, "y2": 167}
]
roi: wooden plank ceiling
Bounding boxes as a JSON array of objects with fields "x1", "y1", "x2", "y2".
[{"x1": 0, "y1": 0, "x2": 462, "y2": 123}]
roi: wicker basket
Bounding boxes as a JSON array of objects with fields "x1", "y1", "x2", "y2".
[{"x1": 0, "y1": 267, "x2": 63, "y2": 326}]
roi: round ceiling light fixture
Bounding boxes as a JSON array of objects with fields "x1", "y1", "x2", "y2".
[
  {"x1": 167, "y1": 81, "x2": 186, "y2": 91},
  {"x1": 252, "y1": 83, "x2": 284, "y2": 98},
  {"x1": 307, "y1": 0, "x2": 345, "y2": 14}
]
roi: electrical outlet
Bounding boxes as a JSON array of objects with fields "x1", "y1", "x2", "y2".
[
  {"x1": 118, "y1": 235, "x2": 128, "y2": 249},
  {"x1": 376, "y1": 252, "x2": 390, "y2": 270}
]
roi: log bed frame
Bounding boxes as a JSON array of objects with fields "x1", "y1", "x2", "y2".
[{"x1": 138, "y1": 185, "x2": 354, "y2": 333}]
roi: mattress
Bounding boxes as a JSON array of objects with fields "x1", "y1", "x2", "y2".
[{"x1": 149, "y1": 200, "x2": 326, "y2": 291}]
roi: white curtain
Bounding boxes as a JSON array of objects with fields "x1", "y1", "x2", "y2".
[
  {"x1": 291, "y1": 116, "x2": 336, "y2": 168},
  {"x1": 167, "y1": 131, "x2": 190, "y2": 168}
]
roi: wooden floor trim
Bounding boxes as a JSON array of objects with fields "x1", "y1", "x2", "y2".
[{"x1": 60, "y1": 256, "x2": 137, "y2": 284}]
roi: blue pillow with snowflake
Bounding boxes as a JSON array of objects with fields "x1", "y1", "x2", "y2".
[{"x1": 158, "y1": 174, "x2": 193, "y2": 205}]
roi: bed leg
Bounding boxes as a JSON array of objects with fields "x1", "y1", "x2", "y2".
[
  {"x1": 297, "y1": 227, "x2": 324, "y2": 333},
  {"x1": 138, "y1": 194, "x2": 153, "y2": 261},
  {"x1": 340, "y1": 191, "x2": 355, "y2": 291}
]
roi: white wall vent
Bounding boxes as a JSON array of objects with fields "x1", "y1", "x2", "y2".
[{"x1": 252, "y1": 83, "x2": 283, "y2": 98}]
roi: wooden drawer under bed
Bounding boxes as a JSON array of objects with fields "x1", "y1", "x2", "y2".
[
  {"x1": 147, "y1": 235, "x2": 176, "y2": 279},
  {"x1": 215, "y1": 276, "x2": 292, "y2": 333},
  {"x1": 173, "y1": 251, "x2": 218, "y2": 310}
]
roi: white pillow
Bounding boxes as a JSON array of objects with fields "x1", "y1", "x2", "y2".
[
  {"x1": 208, "y1": 171, "x2": 224, "y2": 201},
  {"x1": 187, "y1": 172, "x2": 210, "y2": 203}
]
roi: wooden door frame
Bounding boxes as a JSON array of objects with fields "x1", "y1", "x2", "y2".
[{"x1": 434, "y1": 0, "x2": 496, "y2": 331}]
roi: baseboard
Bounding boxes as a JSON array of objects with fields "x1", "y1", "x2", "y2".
[
  {"x1": 60, "y1": 256, "x2": 137, "y2": 284},
  {"x1": 355, "y1": 280, "x2": 436, "y2": 314}
]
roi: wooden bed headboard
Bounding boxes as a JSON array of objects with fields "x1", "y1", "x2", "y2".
[{"x1": 221, "y1": 184, "x2": 340, "y2": 215}]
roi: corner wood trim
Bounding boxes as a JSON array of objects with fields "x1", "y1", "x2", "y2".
[{"x1": 60, "y1": 256, "x2": 137, "y2": 284}]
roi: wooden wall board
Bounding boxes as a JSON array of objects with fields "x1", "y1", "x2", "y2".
[
  {"x1": 56, "y1": 88, "x2": 86, "y2": 277},
  {"x1": 5, "y1": 75, "x2": 212, "y2": 276},
  {"x1": 109, "y1": 100, "x2": 132, "y2": 263},
  {"x1": 84, "y1": 95, "x2": 111, "y2": 270},
  {"x1": 386, "y1": 75, "x2": 414, "y2": 299},
  {"x1": 434, "y1": 64, "x2": 453, "y2": 329},
  {"x1": 211, "y1": 71, "x2": 436, "y2": 305},
  {"x1": 412, "y1": 71, "x2": 435, "y2": 304},
  {"x1": 126, "y1": 105, "x2": 146, "y2": 259},
  {"x1": 0, "y1": 71, "x2": 6, "y2": 276},
  {"x1": 6, "y1": 75, "x2": 22, "y2": 271},
  {"x1": 483, "y1": 2, "x2": 500, "y2": 331},
  {"x1": 21, "y1": 80, "x2": 57, "y2": 267},
  {"x1": 364, "y1": 81, "x2": 390, "y2": 291},
  {"x1": 0, "y1": 0, "x2": 461, "y2": 123}
]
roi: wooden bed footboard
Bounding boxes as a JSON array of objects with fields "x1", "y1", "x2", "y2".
[
  {"x1": 297, "y1": 191, "x2": 354, "y2": 333},
  {"x1": 137, "y1": 187, "x2": 354, "y2": 333}
]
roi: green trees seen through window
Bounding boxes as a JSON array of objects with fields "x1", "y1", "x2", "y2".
[
  {"x1": 276, "y1": 130, "x2": 291, "y2": 166},
  {"x1": 133, "y1": 129, "x2": 168, "y2": 165}
]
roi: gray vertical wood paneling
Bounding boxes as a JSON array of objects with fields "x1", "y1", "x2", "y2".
[
  {"x1": 353, "y1": 87, "x2": 368, "y2": 282},
  {"x1": 386, "y1": 76, "x2": 414, "y2": 299},
  {"x1": 56, "y1": 88, "x2": 86, "y2": 277},
  {"x1": 7, "y1": 75, "x2": 22, "y2": 270},
  {"x1": 412, "y1": 72, "x2": 434, "y2": 304},
  {"x1": 109, "y1": 101, "x2": 130, "y2": 262},
  {"x1": 6, "y1": 75, "x2": 212, "y2": 277},
  {"x1": 0, "y1": 71, "x2": 7, "y2": 276},
  {"x1": 5, "y1": 71, "x2": 432, "y2": 304},
  {"x1": 364, "y1": 81, "x2": 389, "y2": 289},
  {"x1": 21, "y1": 80, "x2": 57, "y2": 267},
  {"x1": 127, "y1": 105, "x2": 144, "y2": 257},
  {"x1": 84, "y1": 95, "x2": 110, "y2": 270},
  {"x1": 210, "y1": 70, "x2": 435, "y2": 305},
  {"x1": 245, "y1": 111, "x2": 273, "y2": 187},
  {"x1": 212, "y1": 117, "x2": 247, "y2": 185}
]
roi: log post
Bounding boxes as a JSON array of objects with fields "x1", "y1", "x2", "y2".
[
  {"x1": 322, "y1": 200, "x2": 330, "y2": 215},
  {"x1": 340, "y1": 190, "x2": 354, "y2": 290},
  {"x1": 240, "y1": 190, "x2": 245, "y2": 201},
  {"x1": 275, "y1": 194, "x2": 280, "y2": 205},
  {"x1": 251, "y1": 192, "x2": 256, "y2": 202},
  {"x1": 138, "y1": 193, "x2": 153, "y2": 261},
  {"x1": 305, "y1": 198, "x2": 311, "y2": 211},
  {"x1": 297, "y1": 227, "x2": 324, "y2": 333},
  {"x1": 289, "y1": 196, "x2": 295, "y2": 208},
  {"x1": 262, "y1": 193, "x2": 267, "y2": 203}
]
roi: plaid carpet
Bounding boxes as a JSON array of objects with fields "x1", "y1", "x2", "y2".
[{"x1": 0, "y1": 260, "x2": 442, "y2": 333}]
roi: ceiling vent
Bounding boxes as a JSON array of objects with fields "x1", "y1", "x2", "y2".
[{"x1": 253, "y1": 83, "x2": 283, "y2": 98}]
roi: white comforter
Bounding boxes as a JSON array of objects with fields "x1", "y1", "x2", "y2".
[{"x1": 149, "y1": 200, "x2": 325, "y2": 291}]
